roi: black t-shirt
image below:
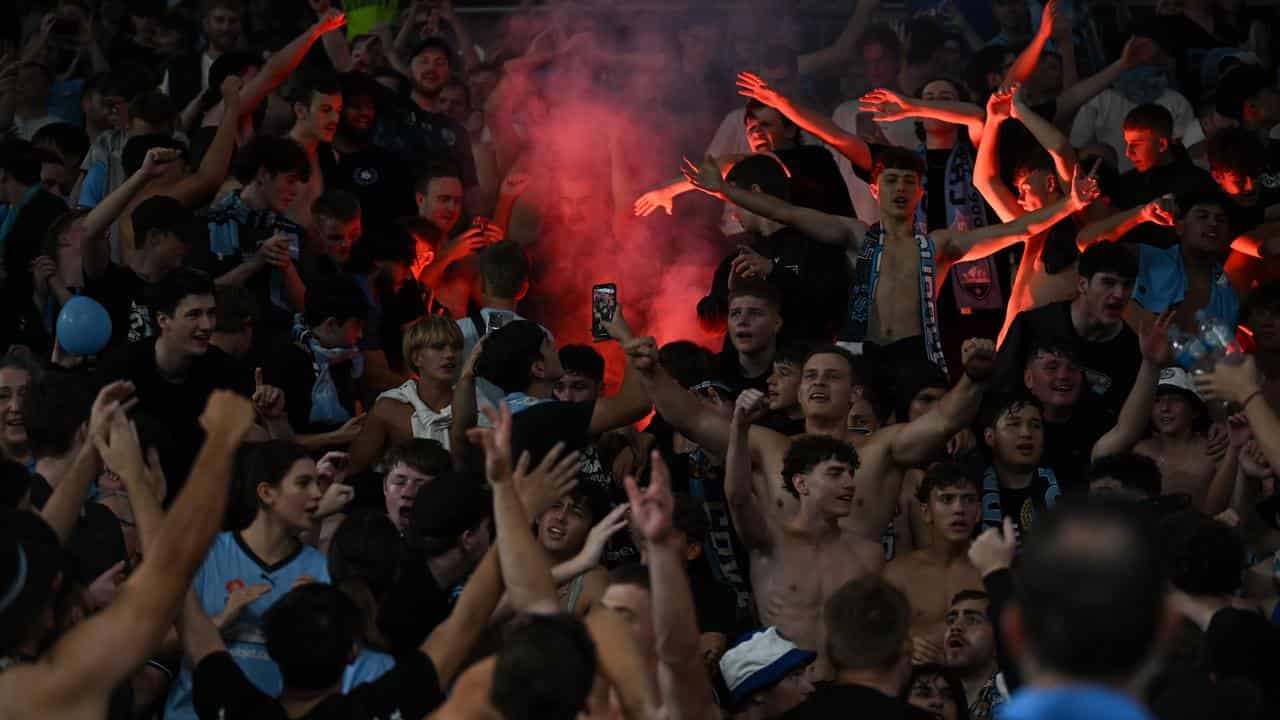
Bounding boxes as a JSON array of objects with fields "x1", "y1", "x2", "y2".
[
  {"x1": 28, "y1": 475, "x2": 127, "y2": 584},
  {"x1": 192, "y1": 648, "x2": 444, "y2": 720},
  {"x1": 371, "y1": 100, "x2": 477, "y2": 188},
  {"x1": 1042, "y1": 401, "x2": 1113, "y2": 491},
  {"x1": 1108, "y1": 155, "x2": 1218, "y2": 248},
  {"x1": 981, "y1": 468, "x2": 1061, "y2": 542},
  {"x1": 714, "y1": 351, "x2": 770, "y2": 398},
  {"x1": 327, "y1": 144, "x2": 417, "y2": 228},
  {"x1": 773, "y1": 145, "x2": 855, "y2": 218},
  {"x1": 377, "y1": 543, "x2": 454, "y2": 656},
  {"x1": 96, "y1": 339, "x2": 253, "y2": 498},
  {"x1": 510, "y1": 399, "x2": 595, "y2": 465},
  {"x1": 85, "y1": 262, "x2": 153, "y2": 349},
  {"x1": 263, "y1": 339, "x2": 360, "y2": 436},
  {"x1": 992, "y1": 300, "x2": 1142, "y2": 418},
  {"x1": 781, "y1": 683, "x2": 935, "y2": 720}
]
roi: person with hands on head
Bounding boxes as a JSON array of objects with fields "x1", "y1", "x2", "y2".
[
  {"x1": 0, "y1": 389, "x2": 255, "y2": 720},
  {"x1": 684, "y1": 144, "x2": 1099, "y2": 377}
]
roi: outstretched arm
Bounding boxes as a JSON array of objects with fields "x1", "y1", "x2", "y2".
[
  {"x1": 1005, "y1": 0, "x2": 1060, "y2": 88},
  {"x1": 888, "y1": 339, "x2": 995, "y2": 467},
  {"x1": 627, "y1": 453, "x2": 719, "y2": 720},
  {"x1": 628, "y1": 337, "x2": 733, "y2": 459},
  {"x1": 1076, "y1": 195, "x2": 1173, "y2": 250},
  {"x1": 171, "y1": 77, "x2": 243, "y2": 207},
  {"x1": 938, "y1": 162, "x2": 1099, "y2": 265},
  {"x1": 797, "y1": 0, "x2": 879, "y2": 77},
  {"x1": 860, "y1": 87, "x2": 986, "y2": 148},
  {"x1": 1054, "y1": 36, "x2": 1157, "y2": 128},
  {"x1": 590, "y1": 308, "x2": 654, "y2": 435},
  {"x1": 82, "y1": 149, "x2": 182, "y2": 279},
  {"x1": 1091, "y1": 313, "x2": 1172, "y2": 459},
  {"x1": 736, "y1": 72, "x2": 872, "y2": 171},
  {"x1": 236, "y1": 10, "x2": 348, "y2": 119},
  {"x1": 1231, "y1": 221, "x2": 1280, "y2": 260},
  {"x1": 684, "y1": 155, "x2": 867, "y2": 249},
  {"x1": 26, "y1": 392, "x2": 255, "y2": 712}
]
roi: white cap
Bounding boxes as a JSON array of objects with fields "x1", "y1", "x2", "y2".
[
  {"x1": 1157, "y1": 366, "x2": 1204, "y2": 402},
  {"x1": 719, "y1": 627, "x2": 816, "y2": 707}
]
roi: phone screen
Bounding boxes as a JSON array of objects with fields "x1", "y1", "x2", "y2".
[
  {"x1": 487, "y1": 310, "x2": 512, "y2": 334},
  {"x1": 591, "y1": 283, "x2": 618, "y2": 342}
]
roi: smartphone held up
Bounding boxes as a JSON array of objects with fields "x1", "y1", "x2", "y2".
[{"x1": 591, "y1": 283, "x2": 618, "y2": 342}]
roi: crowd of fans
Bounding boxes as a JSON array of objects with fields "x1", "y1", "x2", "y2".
[{"x1": 2, "y1": 0, "x2": 1280, "y2": 718}]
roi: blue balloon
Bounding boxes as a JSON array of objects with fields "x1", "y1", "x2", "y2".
[{"x1": 56, "y1": 296, "x2": 112, "y2": 356}]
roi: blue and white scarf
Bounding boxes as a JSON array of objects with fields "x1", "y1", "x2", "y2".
[
  {"x1": 292, "y1": 315, "x2": 364, "y2": 426},
  {"x1": 207, "y1": 191, "x2": 301, "y2": 311},
  {"x1": 982, "y1": 465, "x2": 1061, "y2": 542}
]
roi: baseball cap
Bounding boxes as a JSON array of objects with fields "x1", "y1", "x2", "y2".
[
  {"x1": 1156, "y1": 367, "x2": 1206, "y2": 411},
  {"x1": 719, "y1": 627, "x2": 816, "y2": 707},
  {"x1": 408, "y1": 470, "x2": 491, "y2": 547},
  {"x1": 132, "y1": 195, "x2": 200, "y2": 245}
]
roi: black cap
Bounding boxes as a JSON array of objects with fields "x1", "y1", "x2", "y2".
[
  {"x1": 408, "y1": 470, "x2": 491, "y2": 546},
  {"x1": 132, "y1": 195, "x2": 200, "y2": 245}
]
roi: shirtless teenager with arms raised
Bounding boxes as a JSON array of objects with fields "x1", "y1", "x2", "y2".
[
  {"x1": 632, "y1": 340, "x2": 995, "y2": 672},
  {"x1": 684, "y1": 145, "x2": 1099, "y2": 376}
]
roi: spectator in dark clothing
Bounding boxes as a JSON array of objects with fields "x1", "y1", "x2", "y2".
[
  {"x1": 1, "y1": 140, "x2": 69, "y2": 344},
  {"x1": 96, "y1": 268, "x2": 252, "y2": 498}
]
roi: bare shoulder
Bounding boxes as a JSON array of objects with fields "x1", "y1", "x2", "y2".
[{"x1": 750, "y1": 424, "x2": 792, "y2": 462}]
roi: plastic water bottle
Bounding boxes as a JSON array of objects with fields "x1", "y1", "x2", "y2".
[
  {"x1": 1168, "y1": 326, "x2": 1210, "y2": 373},
  {"x1": 1194, "y1": 311, "x2": 1244, "y2": 418}
]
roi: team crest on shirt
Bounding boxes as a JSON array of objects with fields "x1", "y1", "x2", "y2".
[
  {"x1": 354, "y1": 167, "x2": 379, "y2": 186},
  {"x1": 441, "y1": 127, "x2": 457, "y2": 146}
]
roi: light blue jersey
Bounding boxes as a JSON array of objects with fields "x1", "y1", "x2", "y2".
[
  {"x1": 163, "y1": 532, "x2": 331, "y2": 720},
  {"x1": 342, "y1": 648, "x2": 396, "y2": 692}
]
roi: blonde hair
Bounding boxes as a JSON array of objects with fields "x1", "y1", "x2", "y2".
[{"x1": 402, "y1": 315, "x2": 464, "y2": 376}]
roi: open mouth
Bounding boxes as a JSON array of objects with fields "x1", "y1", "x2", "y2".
[
  {"x1": 808, "y1": 391, "x2": 829, "y2": 402},
  {"x1": 546, "y1": 526, "x2": 566, "y2": 541}
]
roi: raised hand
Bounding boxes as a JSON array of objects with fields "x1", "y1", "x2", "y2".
[
  {"x1": 514, "y1": 442, "x2": 582, "y2": 517},
  {"x1": 316, "y1": 478, "x2": 355, "y2": 519},
  {"x1": 730, "y1": 245, "x2": 774, "y2": 284},
  {"x1": 681, "y1": 155, "x2": 726, "y2": 197},
  {"x1": 578, "y1": 503, "x2": 630, "y2": 569},
  {"x1": 89, "y1": 381, "x2": 138, "y2": 442},
  {"x1": 624, "y1": 451, "x2": 675, "y2": 543},
  {"x1": 220, "y1": 75, "x2": 243, "y2": 111},
  {"x1": 1069, "y1": 159, "x2": 1102, "y2": 210},
  {"x1": 259, "y1": 235, "x2": 293, "y2": 269},
  {"x1": 468, "y1": 402, "x2": 515, "y2": 486},
  {"x1": 1140, "y1": 195, "x2": 1177, "y2": 227},
  {"x1": 30, "y1": 256, "x2": 56, "y2": 296},
  {"x1": 736, "y1": 71, "x2": 787, "y2": 108},
  {"x1": 734, "y1": 388, "x2": 769, "y2": 427},
  {"x1": 986, "y1": 83, "x2": 1016, "y2": 119},
  {"x1": 499, "y1": 171, "x2": 532, "y2": 198},
  {"x1": 1139, "y1": 310, "x2": 1175, "y2": 366},
  {"x1": 600, "y1": 301, "x2": 633, "y2": 344},
  {"x1": 1193, "y1": 354, "x2": 1262, "y2": 406},
  {"x1": 313, "y1": 7, "x2": 348, "y2": 34},
  {"x1": 633, "y1": 188, "x2": 675, "y2": 217},
  {"x1": 139, "y1": 148, "x2": 181, "y2": 178},
  {"x1": 1120, "y1": 36, "x2": 1157, "y2": 70},
  {"x1": 316, "y1": 451, "x2": 350, "y2": 489},
  {"x1": 94, "y1": 413, "x2": 146, "y2": 483},
  {"x1": 200, "y1": 389, "x2": 257, "y2": 440},
  {"x1": 251, "y1": 367, "x2": 287, "y2": 420},
  {"x1": 859, "y1": 88, "x2": 913, "y2": 122},
  {"x1": 960, "y1": 338, "x2": 997, "y2": 383},
  {"x1": 969, "y1": 516, "x2": 1016, "y2": 576},
  {"x1": 86, "y1": 561, "x2": 127, "y2": 611},
  {"x1": 622, "y1": 336, "x2": 658, "y2": 375}
]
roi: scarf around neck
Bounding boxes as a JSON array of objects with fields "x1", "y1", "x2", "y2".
[{"x1": 292, "y1": 314, "x2": 364, "y2": 426}]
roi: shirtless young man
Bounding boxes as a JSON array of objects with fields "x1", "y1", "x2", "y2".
[
  {"x1": 975, "y1": 84, "x2": 1109, "y2": 345},
  {"x1": 882, "y1": 463, "x2": 984, "y2": 666},
  {"x1": 684, "y1": 142, "x2": 1099, "y2": 376},
  {"x1": 634, "y1": 340, "x2": 995, "y2": 661}
]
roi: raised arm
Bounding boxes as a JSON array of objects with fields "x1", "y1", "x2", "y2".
[
  {"x1": 422, "y1": 547, "x2": 502, "y2": 686},
  {"x1": 684, "y1": 154, "x2": 866, "y2": 249},
  {"x1": 627, "y1": 453, "x2": 718, "y2": 720},
  {"x1": 724, "y1": 390, "x2": 774, "y2": 550},
  {"x1": 177, "y1": 589, "x2": 227, "y2": 670},
  {"x1": 1194, "y1": 356, "x2": 1280, "y2": 475},
  {"x1": 736, "y1": 71, "x2": 872, "y2": 171},
  {"x1": 1053, "y1": 36, "x2": 1157, "y2": 128},
  {"x1": 888, "y1": 339, "x2": 995, "y2": 467},
  {"x1": 1010, "y1": 85, "x2": 1076, "y2": 184},
  {"x1": 1076, "y1": 195, "x2": 1173, "y2": 250},
  {"x1": 584, "y1": 608, "x2": 659, "y2": 720},
  {"x1": 38, "y1": 381, "x2": 136, "y2": 544},
  {"x1": 450, "y1": 337, "x2": 486, "y2": 468},
  {"x1": 470, "y1": 402, "x2": 560, "y2": 614},
  {"x1": 88, "y1": 385, "x2": 167, "y2": 551},
  {"x1": 82, "y1": 149, "x2": 181, "y2": 279},
  {"x1": 590, "y1": 308, "x2": 654, "y2": 435},
  {"x1": 171, "y1": 77, "x2": 244, "y2": 207},
  {"x1": 237, "y1": 10, "x2": 348, "y2": 119},
  {"x1": 938, "y1": 162, "x2": 1099, "y2": 266},
  {"x1": 629, "y1": 338, "x2": 732, "y2": 458},
  {"x1": 308, "y1": 0, "x2": 355, "y2": 71},
  {"x1": 974, "y1": 86, "x2": 1022, "y2": 223},
  {"x1": 797, "y1": 0, "x2": 879, "y2": 77},
  {"x1": 1005, "y1": 0, "x2": 1060, "y2": 88},
  {"x1": 28, "y1": 392, "x2": 255, "y2": 711},
  {"x1": 1091, "y1": 313, "x2": 1172, "y2": 460},
  {"x1": 860, "y1": 87, "x2": 986, "y2": 148}
]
